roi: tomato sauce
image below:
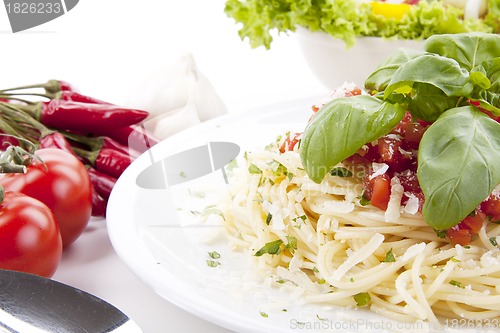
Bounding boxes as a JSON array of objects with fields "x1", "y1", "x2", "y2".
[{"x1": 345, "y1": 111, "x2": 498, "y2": 245}]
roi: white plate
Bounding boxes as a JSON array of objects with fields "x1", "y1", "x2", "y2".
[{"x1": 106, "y1": 98, "x2": 440, "y2": 333}]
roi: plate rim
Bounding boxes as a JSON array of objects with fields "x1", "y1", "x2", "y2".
[{"x1": 106, "y1": 96, "x2": 320, "y2": 333}]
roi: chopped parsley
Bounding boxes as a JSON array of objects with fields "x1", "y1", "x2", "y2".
[
  {"x1": 208, "y1": 251, "x2": 221, "y2": 259},
  {"x1": 383, "y1": 248, "x2": 396, "y2": 262},
  {"x1": 259, "y1": 311, "x2": 268, "y2": 318},
  {"x1": 254, "y1": 239, "x2": 283, "y2": 256},
  {"x1": 285, "y1": 236, "x2": 297, "y2": 253},
  {"x1": 353, "y1": 292, "x2": 371, "y2": 306},
  {"x1": 449, "y1": 280, "x2": 464, "y2": 288},
  {"x1": 316, "y1": 314, "x2": 326, "y2": 321},
  {"x1": 435, "y1": 229, "x2": 447, "y2": 239},
  {"x1": 206, "y1": 260, "x2": 221, "y2": 268},
  {"x1": 489, "y1": 237, "x2": 498, "y2": 246},
  {"x1": 265, "y1": 213, "x2": 272, "y2": 225},
  {"x1": 201, "y1": 205, "x2": 225, "y2": 220},
  {"x1": 359, "y1": 192, "x2": 370, "y2": 206},
  {"x1": 292, "y1": 215, "x2": 307, "y2": 223},
  {"x1": 248, "y1": 163, "x2": 262, "y2": 174}
]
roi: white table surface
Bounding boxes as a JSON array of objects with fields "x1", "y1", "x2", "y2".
[{"x1": 0, "y1": 1, "x2": 328, "y2": 332}]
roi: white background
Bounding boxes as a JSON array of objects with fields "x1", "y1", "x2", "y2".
[{"x1": 0, "y1": 1, "x2": 326, "y2": 333}]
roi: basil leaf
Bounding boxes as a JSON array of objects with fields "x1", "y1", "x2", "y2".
[
  {"x1": 470, "y1": 65, "x2": 491, "y2": 90},
  {"x1": 473, "y1": 58, "x2": 500, "y2": 116},
  {"x1": 485, "y1": 58, "x2": 500, "y2": 93},
  {"x1": 300, "y1": 95, "x2": 405, "y2": 183},
  {"x1": 424, "y1": 33, "x2": 500, "y2": 72},
  {"x1": 330, "y1": 167, "x2": 353, "y2": 177},
  {"x1": 418, "y1": 106, "x2": 500, "y2": 230},
  {"x1": 364, "y1": 48, "x2": 425, "y2": 93},
  {"x1": 254, "y1": 239, "x2": 283, "y2": 256},
  {"x1": 384, "y1": 54, "x2": 474, "y2": 100},
  {"x1": 407, "y1": 83, "x2": 463, "y2": 122}
]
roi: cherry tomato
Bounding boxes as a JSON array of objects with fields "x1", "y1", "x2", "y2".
[
  {"x1": 0, "y1": 148, "x2": 92, "y2": 247},
  {"x1": 0, "y1": 191, "x2": 62, "y2": 277}
]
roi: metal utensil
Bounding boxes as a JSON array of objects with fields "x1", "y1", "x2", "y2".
[{"x1": 0, "y1": 269, "x2": 143, "y2": 333}]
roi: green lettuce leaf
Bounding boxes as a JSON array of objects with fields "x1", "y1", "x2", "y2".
[{"x1": 224, "y1": 0, "x2": 494, "y2": 49}]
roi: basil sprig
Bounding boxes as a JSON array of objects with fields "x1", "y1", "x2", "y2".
[
  {"x1": 300, "y1": 95, "x2": 405, "y2": 183},
  {"x1": 300, "y1": 32, "x2": 500, "y2": 230}
]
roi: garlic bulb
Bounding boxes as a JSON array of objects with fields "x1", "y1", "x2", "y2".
[
  {"x1": 124, "y1": 53, "x2": 227, "y2": 139},
  {"x1": 143, "y1": 104, "x2": 201, "y2": 139}
]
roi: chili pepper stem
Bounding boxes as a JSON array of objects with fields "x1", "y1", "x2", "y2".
[
  {"x1": 61, "y1": 131, "x2": 104, "y2": 152},
  {"x1": 0, "y1": 83, "x2": 46, "y2": 92},
  {"x1": 71, "y1": 146, "x2": 99, "y2": 165},
  {"x1": 0, "y1": 102, "x2": 53, "y2": 138},
  {"x1": 0, "y1": 80, "x2": 62, "y2": 94},
  {"x1": 0, "y1": 92, "x2": 53, "y2": 103}
]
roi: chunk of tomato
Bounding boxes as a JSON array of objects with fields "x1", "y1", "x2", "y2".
[
  {"x1": 369, "y1": 174, "x2": 391, "y2": 211},
  {"x1": 481, "y1": 193, "x2": 500, "y2": 222},
  {"x1": 447, "y1": 228, "x2": 472, "y2": 246},
  {"x1": 460, "y1": 211, "x2": 486, "y2": 234}
]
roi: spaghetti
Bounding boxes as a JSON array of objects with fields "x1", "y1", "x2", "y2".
[{"x1": 220, "y1": 121, "x2": 500, "y2": 326}]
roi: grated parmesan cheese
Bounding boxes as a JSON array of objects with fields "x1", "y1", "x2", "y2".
[
  {"x1": 402, "y1": 242, "x2": 426, "y2": 262},
  {"x1": 480, "y1": 249, "x2": 500, "y2": 267},
  {"x1": 385, "y1": 176, "x2": 404, "y2": 222},
  {"x1": 403, "y1": 192, "x2": 419, "y2": 215},
  {"x1": 369, "y1": 163, "x2": 389, "y2": 180}
]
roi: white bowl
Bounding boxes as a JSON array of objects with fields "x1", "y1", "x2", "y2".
[{"x1": 295, "y1": 26, "x2": 424, "y2": 89}]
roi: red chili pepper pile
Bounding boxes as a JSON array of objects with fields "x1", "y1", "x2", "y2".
[{"x1": 0, "y1": 80, "x2": 159, "y2": 216}]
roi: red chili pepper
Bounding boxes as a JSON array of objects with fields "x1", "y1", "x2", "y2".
[
  {"x1": 102, "y1": 136, "x2": 139, "y2": 159},
  {"x1": 33, "y1": 100, "x2": 149, "y2": 134},
  {"x1": 87, "y1": 166, "x2": 117, "y2": 199},
  {"x1": 57, "y1": 91, "x2": 111, "y2": 105},
  {"x1": 0, "y1": 131, "x2": 20, "y2": 148},
  {"x1": 94, "y1": 148, "x2": 131, "y2": 178},
  {"x1": 106, "y1": 124, "x2": 159, "y2": 153},
  {"x1": 91, "y1": 187, "x2": 107, "y2": 217},
  {"x1": 73, "y1": 146, "x2": 131, "y2": 178},
  {"x1": 39, "y1": 132, "x2": 76, "y2": 155},
  {"x1": 44, "y1": 80, "x2": 76, "y2": 94}
]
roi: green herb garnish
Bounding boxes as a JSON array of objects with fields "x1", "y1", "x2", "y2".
[
  {"x1": 265, "y1": 213, "x2": 272, "y2": 225},
  {"x1": 208, "y1": 251, "x2": 221, "y2": 259},
  {"x1": 300, "y1": 33, "x2": 500, "y2": 231},
  {"x1": 254, "y1": 239, "x2": 283, "y2": 256},
  {"x1": 449, "y1": 280, "x2": 464, "y2": 288},
  {"x1": 353, "y1": 292, "x2": 371, "y2": 306},
  {"x1": 285, "y1": 236, "x2": 297, "y2": 253},
  {"x1": 383, "y1": 248, "x2": 396, "y2": 262},
  {"x1": 248, "y1": 163, "x2": 262, "y2": 174},
  {"x1": 206, "y1": 260, "x2": 221, "y2": 268}
]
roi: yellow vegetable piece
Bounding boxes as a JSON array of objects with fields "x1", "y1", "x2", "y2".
[{"x1": 371, "y1": 2, "x2": 412, "y2": 20}]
